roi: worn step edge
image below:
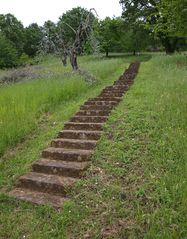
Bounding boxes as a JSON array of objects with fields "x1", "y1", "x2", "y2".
[
  {"x1": 76, "y1": 110, "x2": 111, "y2": 116},
  {"x1": 51, "y1": 138, "x2": 97, "y2": 150},
  {"x1": 58, "y1": 130, "x2": 102, "y2": 140},
  {"x1": 70, "y1": 116, "x2": 108, "y2": 123},
  {"x1": 64, "y1": 122, "x2": 104, "y2": 131},
  {"x1": 42, "y1": 147, "x2": 93, "y2": 161},
  {"x1": 17, "y1": 172, "x2": 77, "y2": 196},
  {"x1": 84, "y1": 101, "x2": 118, "y2": 106},
  {"x1": 80, "y1": 105, "x2": 114, "y2": 111},
  {"x1": 9, "y1": 188, "x2": 66, "y2": 208},
  {"x1": 32, "y1": 159, "x2": 90, "y2": 177}
]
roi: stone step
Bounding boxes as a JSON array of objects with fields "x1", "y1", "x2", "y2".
[
  {"x1": 17, "y1": 172, "x2": 77, "y2": 196},
  {"x1": 58, "y1": 130, "x2": 102, "y2": 140},
  {"x1": 104, "y1": 86, "x2": 128, "y2": 91},
  {"x1": 90, "y1": 97, "x2": 121, "y2": 102},
  {"x1": 113, "y1": 82, "x2": 129, "y2": 86},
  {"x1": 42, "y1": 147, "x2": 93, "y2": 162},
  {"x1": 101, "y1": 89, "x2": 125, "y2": 94},
  {"x1": 64, "y1": 122, "x2": 103, "y2": 131},
  {"x1": 80, "y1": 105, "x2": 114, "y2": 111},
  {"x1": 114, "y1": 79, "x2": 133, "y2": 84},
  {"x1": 32, "y1": 159, "x2": 90, "y2": 177},
  {"x1": 51, "y1": 138, "x2": 97, "y2": 150},
  {"x1": 70, "y1": 115, "x2": 108, "y2": 123},
  {"x1": 8, "y1": 61, "x2": 140, "y2": 208},
  {"x1": 98, "y1": 93, "x2": 123, "y2": 98},
  {"x1": 84, "y1": 100, "x2": 118, "y2": 106},
  {"x1": 76, "y1": 110, "x2": 110, "y2": 116},
  {"x1": 9, "y1": 188, "x2": 66, "y2": 208}
]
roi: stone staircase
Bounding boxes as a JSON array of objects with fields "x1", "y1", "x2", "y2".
[{"x1": 9, "y1": 62, "x2": 140, "y2": 208}]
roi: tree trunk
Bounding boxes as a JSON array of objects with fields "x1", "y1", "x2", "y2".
[
  {"x1": 70, "y1": 50, "x2": 78, "y2": 71},
  {"x1": 160, "y1": 36, "x2": 178, "y2": 54},
  {"x1": 106, "y1": 48, "x2": 109, "y2": 57},
  {"x1": 133, "y1": 50, "x2": 136, "y2": 56}
]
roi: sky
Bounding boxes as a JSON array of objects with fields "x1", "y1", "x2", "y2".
[{"x1": 0, "y1": 0, "x2": 122, "y2": 26}]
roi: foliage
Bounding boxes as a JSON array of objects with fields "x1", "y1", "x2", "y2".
[
  {"x1": 0, "y1": 14, "x2": 25, "y2": 56},
  {"x1": 122, "y1": 23, "x2": 156, "y2": 54},
  {"x1": 0, "y1": 33, "x2": 18, "y2": 68},
  {"x1": 24, "y1": 23, "x2": 43, "y2": 57},
  {"x1": 149, "y1": 0, "x2": 187, "y2": 37},
  {"x1": 98, "y1": 17, "x2": 124, "y2": 56},
  {"x1": 98, "y1": 17, "x2": 157, "y2": 55},
  {"x1": 120, "y1": 0, "x2": 187, "y2": 53}
]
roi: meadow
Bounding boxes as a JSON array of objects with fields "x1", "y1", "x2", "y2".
[
  {"x1": 0, "y1": 55, "x2": 141, "y2": 156},
  {"x1": 0, "y1": 54, "x2": 186, "y2": 238}
]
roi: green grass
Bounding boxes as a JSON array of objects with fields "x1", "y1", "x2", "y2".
[
  {"x1": 65, "y1": 54, "x2": 187, "y2": 238},
  {"x1": 0, "y1": 55, "x2": 135, "y2": 156},
  {"x1": 0, "y1": 54, "x2": 186, "y2": 238}
]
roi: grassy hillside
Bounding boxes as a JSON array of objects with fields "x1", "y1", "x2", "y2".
[
  {"x1": 0, "y1": 54, "x2": 186, "y2": 238},
  {"x1": 0, "y1": 55, "x2": 137, "y2": 156}
]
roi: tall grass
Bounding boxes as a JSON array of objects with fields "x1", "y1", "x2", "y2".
[
  {"x1": 0, "y1": 76, "x2": 87, "y2": 155},
  {"x1": 0, "y1": 56, "x2": 126, "y2": 155}
]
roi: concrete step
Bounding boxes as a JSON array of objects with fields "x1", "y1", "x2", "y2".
[
  {"x1": 80, "y1": 105, "x2": 114, "y2": 111},
  {"x1": 32, "y1": 159, "x2": 90, "y2": 177},
  {"x1": 17, "y1": 172, "x2": 77, "y2": 196},
  {"x1": 84, "y1": 100, "x2": 118, "y2": 106},
  {"x1": 9, "y1": 188, "x2": 66, "y2": 208},
  {"x1": 70, "y1": 115, "x2": 108, "y2": 123},
  {"x1": 64, "y1": 122, "x2": 103, "y2": 131},
  {"x1": 51, "y1": 138, "x2": 97, "y2": 150},
  {"x1": 58, "y1": 130, "x2": 101, "y2": 140},
  {"x1": 76, "y1": 110, "x2": 110, "y2": 116},
  {"x1": 42, "y1": 147, "x2": 93, "y2": 162}
]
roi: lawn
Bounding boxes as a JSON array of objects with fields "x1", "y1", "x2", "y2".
[{"x1": 0, "y1": 54, "x2": 186, "y2": 238}]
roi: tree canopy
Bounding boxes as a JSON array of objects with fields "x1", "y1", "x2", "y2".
[
  {"x1": 120, "y1": 0, "x2": 187, "y2": 53},
  {"x1": 0, "y1": 14, "x2": 25, "y2": 56}
]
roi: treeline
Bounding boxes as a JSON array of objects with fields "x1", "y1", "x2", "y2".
[{"x1": 0, "y1": 3, "x2": 186, "y2": 69}]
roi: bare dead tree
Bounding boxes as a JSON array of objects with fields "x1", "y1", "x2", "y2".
[{"x1": 56, "y1": 8, "x2": 98, "y2": 71}]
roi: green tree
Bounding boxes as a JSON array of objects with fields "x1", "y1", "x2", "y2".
[
  {"x1": 120, "y1": 0, "x2": 186, "y2": 53},
  {"x1": 98, "y1": 17, "x2": 125, "y2": 57},
  {"x1": 0, "y1": 14, "x2": 25, "y2": 56},
  {"x1": 24, "y1": 23, "x2": 43, "y2": 57},
  {"x1": 98, "y1": 17, "x2": 154, "y2": 56},
  {"x1": 122, "y1": 24, "x2": 155, "y2": 55},
  {"x1": 0, "y1": 33, "x2": 18, "y2": 68},
  {"x1": 150, "y1": 0, "x2": 187, "y2": 37}
]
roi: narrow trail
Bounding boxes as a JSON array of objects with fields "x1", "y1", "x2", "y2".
[{"x1": 9, "y1": 62, "x2": 140, "y2": 208}]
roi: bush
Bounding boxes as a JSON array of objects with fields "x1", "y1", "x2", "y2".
[{"x1": 0, "y1": 33, "x2": 19, "y2": 68}]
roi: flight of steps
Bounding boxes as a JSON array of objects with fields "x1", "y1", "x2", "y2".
[{"x1": 9, "y1": 62, "x2": 140, "y2": 208}]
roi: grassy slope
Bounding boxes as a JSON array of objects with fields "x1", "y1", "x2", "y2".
[
  {"x1": 66, "y1": 54, "x2": 187, "y2": 238},
  {"x1": 0, "y1": 54, "x2": 186, "y2": 238},
  {"x1": 0, "y1": 55, "x2": 132, "y2": 156}
]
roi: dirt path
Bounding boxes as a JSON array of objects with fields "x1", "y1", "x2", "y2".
[{"x1": 9, "y1": 62, "x2": 140, "y2": 208}]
